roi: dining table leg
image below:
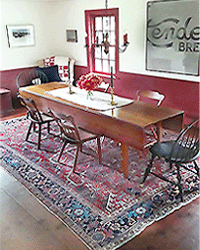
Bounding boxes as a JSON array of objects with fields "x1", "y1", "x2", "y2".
[
  {"x1": 156, "y1": 121, "x2": 163, "y2": 141},
  {"x1": 120, "y1": 143, "x2": 129, "y2": 178}
]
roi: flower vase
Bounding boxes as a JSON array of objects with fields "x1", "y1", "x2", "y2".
[{"x1": 87, "y1": 90, "x2": 93, "y2": 100}]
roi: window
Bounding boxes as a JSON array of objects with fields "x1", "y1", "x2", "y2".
[{"x1": 85, "y1": 8, "x2": 119, "y2": 75}]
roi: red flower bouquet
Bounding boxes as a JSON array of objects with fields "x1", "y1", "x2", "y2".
[{"x1": 77, "y1": 73, "x2": 103, "y2": 99}]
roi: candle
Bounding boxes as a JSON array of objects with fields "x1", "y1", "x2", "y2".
[
  {"x1": 68, "y1": 60, "x2": 70, "y2": 80},
  {"x1": 111, "y1": 66, "x2": 113, "y2": 88},
  {"x1": 124, "y1": 33, "x2": 128, "y2": 45}
]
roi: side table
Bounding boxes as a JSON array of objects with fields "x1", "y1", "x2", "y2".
[{"x1": 0, "y1": 88, "x2": 14, "y2": 116}]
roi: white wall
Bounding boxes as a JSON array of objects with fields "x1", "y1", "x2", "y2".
[
  {"x1": 0, "y1": 0, "x2": 54, "y2": 69},
  {"x1": 0, "y1": 0, "x2": 199, "y2": 82}
]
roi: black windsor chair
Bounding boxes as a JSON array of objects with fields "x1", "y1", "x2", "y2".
[
  {"x1": 142, "y1": 119, "x2": 199, "y2": 201},
  {"x1": 16, "y1": 69, "x2": 48, "y2": 90}
]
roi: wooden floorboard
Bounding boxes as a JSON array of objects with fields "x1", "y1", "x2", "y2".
[{"x1": 0, "y1": 108, "x2": 199, "y2": 250}]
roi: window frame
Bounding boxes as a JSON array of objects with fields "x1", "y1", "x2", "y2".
[{"x1": 85, "y1": 8, "x2": 119, "y2": 76}]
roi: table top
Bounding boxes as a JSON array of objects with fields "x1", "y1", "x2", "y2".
[
  {"x1": 100, "y1": 101, "x2": 184, "y2": 128},
  {"x1": 19, "y1": 82, "x2": 184, "y2": 129}
]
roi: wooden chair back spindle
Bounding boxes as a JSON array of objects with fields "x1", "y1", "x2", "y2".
[{"x1": 170, "y1": 119, "x2": 199, "y2": 163}]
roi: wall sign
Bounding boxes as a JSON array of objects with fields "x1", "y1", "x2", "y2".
[
  {"x1": 146, "y1": 0, "x2": 199, "y2": 76},
  {"x1": 6, "y1": 24, "x2": 35, "y2": 48},
  {"x1": 66, "y1": 30, "x2": 78, "y2": 42}
]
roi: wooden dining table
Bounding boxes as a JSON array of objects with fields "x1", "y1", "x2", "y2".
[{"x1": 19, "y1": 82, "x2": 184, "y2": 178}]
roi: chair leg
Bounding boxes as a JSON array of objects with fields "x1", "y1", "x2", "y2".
[
  {"x1": 141, "y1": 155, "x2": 155, "y2": 184},
  {"x1": 47, "y1": 121, "x2": 50, "y2": 134},
  {"x1": 193, "y1": 160, "x2": 199, "y2": 177},
  {"x1": 138, "y1": 150, "x2": 142, "y2": 158},
  {"x1": 33, "y1": 123, "x2": 36, "y2": 132},
  {"x1": 100, "y1": 136, "x2": 105, "y2": 144},
  {"x1": 73, "y1": 144, "x2": 80, "y2": 173},
  {"x1": 57, "y1": 140, "x2": 67, "y2": 162},
  {"x1": 150, "y1": 125, "x2": 158, "y2": 140},
  {"x1": 26, "y1": 122, "x2": 33, "y2": 141},
  {"x1": 97, "y1": 137, "x2": 102, "y2": 164},
  {"x1": 38, "y1": 124, "x2": 42, "y2": 149},
  {"x1": 176, "y1": 164, "x2": 183, "y2": 202},
  {"x1": 80, "y1": 144, "x2": 83, "y2": 152}
]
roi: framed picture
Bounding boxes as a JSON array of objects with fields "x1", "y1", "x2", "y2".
[
  {"x1": 66, "y1": 30, "x2": 78, "y2": 42},
  {"x1": 6, "y1": 24, "x2": 35, "y2": 48},
  {"x1": 146, "y1": 0, "x2": 199, "y2": 76}
]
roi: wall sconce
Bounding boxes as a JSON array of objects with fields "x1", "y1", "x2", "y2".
[
  {"x1": 84, "y1": 32, "x2": 130, "y2": 54},
  {"x1": 119, "y1": 33, "x2": 130, "y2": 53}
]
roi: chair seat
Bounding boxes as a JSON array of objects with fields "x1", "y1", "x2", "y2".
[
  {"x1": 38, "y1": 112, "x2": 55, "y2": 123},
  {"x1": 150, "y1": 140, "x2": 199, "y2": 164},
  {"x1": 79, "y1": 128, "x2": 100, "y2": 141},
  {"x1": 62, "y1": 127, "x2": 99, "y2": 143},
  {"x1": 28, "y1": 112, "x2": 54, "y2": 125},
  {"x1": 150, "y1": 141, "x2": 175, "y2": 159}
]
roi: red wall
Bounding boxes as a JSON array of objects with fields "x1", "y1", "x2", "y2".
[
  {"x1": 75, "y1": 66, "x2": 199, "y2": 124},
  {"x1": 1, "y1": 66, "x2": 199, "y2": 124},
  {"x1": 0, "y1": 67, "x2": 34, "y2": 108},
  {"x1": 115, "y1": 71, "x2": 199, "y2": 119}
]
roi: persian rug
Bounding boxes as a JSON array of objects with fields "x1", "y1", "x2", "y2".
[{"x1": 0, "y1": 116, "x2": 199, "y2": 250}]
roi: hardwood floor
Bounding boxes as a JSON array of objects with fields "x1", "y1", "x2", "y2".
[{"x1": 1, "y1": 108, "x2": 199, "y2": 250}]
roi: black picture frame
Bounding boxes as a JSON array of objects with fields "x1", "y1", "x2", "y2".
[{"x1": 6, "y1": 24, "x2": 35, "y2": 48}]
